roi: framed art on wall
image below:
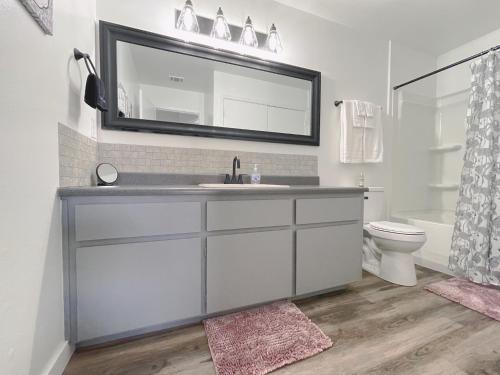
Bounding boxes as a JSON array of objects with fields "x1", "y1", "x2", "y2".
[{"x1": 19, "y1": 0, "x2": 53, "y2": 35}]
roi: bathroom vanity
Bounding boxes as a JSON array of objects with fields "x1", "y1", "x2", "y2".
[{"x1": 59, "y1": 184, "x2": 365, "y2": 347}]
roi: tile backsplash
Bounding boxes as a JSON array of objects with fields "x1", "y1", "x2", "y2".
[
  {"x1": 98, "y1": 143, "x2": 318, "y2": 177},
  {"x1": 58, "y1": 123, "x2": 97, "y2": 187},
  {"x1": 58, "y1": 124, "x2": 318, "y2": 187}
]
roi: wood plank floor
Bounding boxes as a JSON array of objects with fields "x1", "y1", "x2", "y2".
[{"x1": 64, "y1": 267, "x2": 500, "y2": 375}]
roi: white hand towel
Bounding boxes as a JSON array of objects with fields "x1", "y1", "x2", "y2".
[
  {"x1": 364, "y1": 102, "x2": 377, "y2": 128},
  {"x1": 340, "y1": 100, "x2": 383, "y2": 163},
  {"x1": 363, "y1": 105, "x2": 383, "y2": 162},
  {"x1": 352, "y1": 100, "x2": 366, "y2": 128},
  {"x1": 354, "y1": 100, "x2": 366, "y2": 117},
  {"x1": 365, "y1": 102, "x2": 375, "y2": 117},
  {"x1": 340, "y1": 100, "x2": 366, "y2": 163}
]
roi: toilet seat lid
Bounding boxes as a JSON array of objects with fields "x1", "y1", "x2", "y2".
[{"x1": 369, "y1": 221, "x2": 424, "y2": 235}]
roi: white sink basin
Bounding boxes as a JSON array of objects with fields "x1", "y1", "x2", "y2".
[{"x1": 198, "y1": 183, "x2": 290, "y2": 189}]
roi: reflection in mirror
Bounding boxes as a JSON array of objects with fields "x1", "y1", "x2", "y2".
[{"x1": 116, "y1": 41, "x2": 313, "y2": 136}]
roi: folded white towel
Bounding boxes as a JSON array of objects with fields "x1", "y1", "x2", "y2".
[
  {"x1": 340, "y1": 101, "x2": 364, "y2": 162},
  {"x1": 352, "y1": 100, "x2": 378, "y2": 128},
  {"x1": 340, "y1": 100, "x2": 383, "y2": 163},
  {"x1": 364, "y1": 102, "x2": 377, "y2": 128},
  {"x1": 352, "y1": 100, "x2": 366, "y2": 128},
  {"x1": 365, "y1": 102, "x2": 375, "y2": 118},
  {"x1": 354, "y1": 100, "x2": 366, "y2": 117},
  {"x1": 363, "y1": 112, "x2": 383, "y2": 162}
]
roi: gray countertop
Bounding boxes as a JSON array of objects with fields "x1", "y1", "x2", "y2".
[{"x1": 58, "y1": 185, "x2": 368, "y2": 197}]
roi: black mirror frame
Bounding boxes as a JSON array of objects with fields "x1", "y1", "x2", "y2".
[{"x1": 99, "y1": 21, "x2": 321, "y2": 146}]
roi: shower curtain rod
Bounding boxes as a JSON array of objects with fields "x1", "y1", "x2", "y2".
[{"x1": 393, "y1": 43, "x2": 500, "y2": 91}]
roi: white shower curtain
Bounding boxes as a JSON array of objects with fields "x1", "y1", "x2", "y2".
[{"x1": 449, "y1": 50, "x2": 500, "y2": 286}]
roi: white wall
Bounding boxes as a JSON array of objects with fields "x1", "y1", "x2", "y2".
[
  {"x1": 391, "y1": 41, "x2": 437, "y2": 98},
  {"x1": 0, "y1": 1, "x2": 96, "y2": 374},
  {"x1": 437, "y1": 28, "x2": 500, "y2": 98},
  {"x1": 96, "y1": 0, "x2": 392, "y2": 187},
  {"x1": 388, "y1": 42, "x2": 437, "y2": 214}
]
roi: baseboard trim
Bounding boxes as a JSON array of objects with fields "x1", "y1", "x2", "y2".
[
  {"x1": 414, "y1": 256, "x2": 454, "y2": 276},
  {"x1": 44, "y1": 341, "x2": 74, "y2": 375}
]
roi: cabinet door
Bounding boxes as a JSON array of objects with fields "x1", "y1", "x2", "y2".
[
  {"x1": 207, "y1": 230, "x2": 293, "y2": 313},
  {"x1": 76, "y1": 238, "x2": 202, "y2": 342},
  {"x1": 296, "y1": 224, "x2": 362, "y2": 295}
]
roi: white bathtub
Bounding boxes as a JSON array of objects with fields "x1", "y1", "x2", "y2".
[{"x1": 391, "y1": 210, "x2": 455, "y2": 275}]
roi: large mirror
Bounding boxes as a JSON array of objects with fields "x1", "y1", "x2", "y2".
[{"x1": 100, "y1": 22, "x2": 321, "y2": 145}]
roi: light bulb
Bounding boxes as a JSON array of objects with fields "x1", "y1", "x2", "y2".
[
  {"x1": 239, "y1": 16, "x2": 258, "y2": 48},
  {"x1": 176, "y1": 0, "x2": 200, "y2": 33},
  {"x1": 266, "y1": 24, "x2": 283, "y2": 53},
  {"x1": 210, "y1": 7, "x2": 231, "y2": 41}
]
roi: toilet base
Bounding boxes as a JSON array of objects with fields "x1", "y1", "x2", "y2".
[{"x1": 380, "y1": 251, "x2": 417, "y2": 286}]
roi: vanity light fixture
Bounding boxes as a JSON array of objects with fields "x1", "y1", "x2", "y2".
[
  {"x1": 266, "y1": 24, "x2": 283, "y2": 53},
  {"x1": 239, "y1": 16, "x2": 258, "y2": 48},
  {"x1": 176, "y1": 0, "x2": 200, "y2": 33},
  {"x1": 174, "y1": 6, "x2": 282, "y2": 54},
  {"x1": 211, "y1": 7, "x2": 231, "y2": 41}
]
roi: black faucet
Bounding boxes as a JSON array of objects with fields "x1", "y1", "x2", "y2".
[{"x1": 224, "y1": 156, "x2": 243, "y2": 184}]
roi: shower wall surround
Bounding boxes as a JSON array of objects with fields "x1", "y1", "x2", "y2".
[{"x1": 58, "y1": 124, "x2": 318, "y2": 187}]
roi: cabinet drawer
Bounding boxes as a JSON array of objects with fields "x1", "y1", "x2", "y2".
[
  {"x1": 296, "y1": 197, "x2": 362, "y2": 225},
  {"x1": 76, "y1": 238, "x2": 202, "y2": 342},
  {"x1": 207, "y1": 230, "x2": 293, "y2": 313},
  {"x1": 296, "y1": 224, "x2": 362, "y2": 295},
  {"x1": 75, "y1": 202, "x2": 201, "y2": 241},
  {"x1": 207, "y1": 199, "x2": 292, "y2": 231}
]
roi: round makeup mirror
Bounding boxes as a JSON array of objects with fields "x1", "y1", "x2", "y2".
[{"x1": 96, "y1": 163, "x2": 118, "y2": 186}]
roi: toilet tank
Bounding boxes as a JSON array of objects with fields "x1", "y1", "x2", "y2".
[{"x1": 364, "y1": 187, "x2": 386, "y2": 223}]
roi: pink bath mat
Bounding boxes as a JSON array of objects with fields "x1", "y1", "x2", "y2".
[
  {"x1": 203, "y1": 301, "x2": 332, "y2": 375},
  {"x1": 425, "y1": 277, "x2": 500, "y2": 321}
]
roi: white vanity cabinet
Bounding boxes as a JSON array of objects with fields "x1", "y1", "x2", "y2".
[{"x1": 60, "y1": 189, "x2": 364, "y2": 347}]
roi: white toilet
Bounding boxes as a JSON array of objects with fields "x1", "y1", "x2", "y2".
[{"x1": 363, "y1": 187, "x2": 427, "y2": 286}]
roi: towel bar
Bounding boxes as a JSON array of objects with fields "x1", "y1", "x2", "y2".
[{"x1": 334, "y1": 100, "x2": 382, "y2": 110}]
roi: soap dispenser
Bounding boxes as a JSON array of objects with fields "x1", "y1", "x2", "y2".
[
  {"x1": 358, "y1": 172, "x2": 366, "y2": 187},
  {"x1": 251, "y1": 164, "x2": 261, "y2": 184}
]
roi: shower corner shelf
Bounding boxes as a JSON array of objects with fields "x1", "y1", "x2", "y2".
[
  {"x1": 428, "y1": 183, "x2": 459, "y2": 191},
  {"x1": 428, "y1": 144, "x2": 462, "y2": 153}
]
